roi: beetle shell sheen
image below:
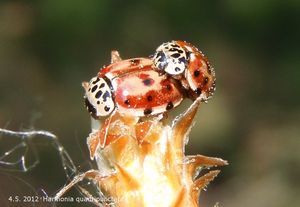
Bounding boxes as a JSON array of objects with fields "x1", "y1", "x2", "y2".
[
  {"x1": 113, "y1": 69, "x2": 183, "y2": 116},
  {"x1": 84, "y1": 58, "x2": 183, "y2": 118}
]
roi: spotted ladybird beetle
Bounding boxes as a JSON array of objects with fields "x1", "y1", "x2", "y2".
[
  {"x1": 83, "y1": 51, "x2": 184, "y2": 118},
  {"x1": 153, "y1": 40, "x2": 216, "y2": 101}
]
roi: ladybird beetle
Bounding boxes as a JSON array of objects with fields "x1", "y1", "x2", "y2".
[
  {"x1": 153, "y1": 40, "x2": 216, "y2": 101},
  {"x1": 83, "y1": 51, "x2": 184, "y2": 119}
]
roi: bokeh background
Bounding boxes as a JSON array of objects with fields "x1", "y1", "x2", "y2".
[{"x1": 0, "y1": 0, "x2": 299, "y2": 206}]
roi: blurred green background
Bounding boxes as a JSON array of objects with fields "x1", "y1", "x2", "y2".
[{"x1": 0, "y1": 0, "x2": 299, "y2": 206}]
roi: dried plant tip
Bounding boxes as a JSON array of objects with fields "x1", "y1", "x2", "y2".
[{"x1": 81, "y1": 97, "x2": 227, "y2": 207}]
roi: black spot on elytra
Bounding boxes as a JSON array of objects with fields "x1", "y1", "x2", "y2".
[
  {"x1": 131, "y1": 59, "x2": 140, "y2": 65},
  {"x1": 147, "y1": 95, "x2": 153, "y2": 101},
  {"x1": 102, "y1": 91, "x2": 110, "y2": 102},
  {"x1": 171, "y1": 53, "x2": 181, "y2": 58},
  {"x1": 99, "y1": 83, "x2": 105, "y2": 88},
  {"x1": 124, "y1": 99, "x2": 130, "y2": 105},
  {"x1": 104, "y1": 106, "x2": 110, "y2": 112},
  {"x1": 144, "y1": 108, "x2": 152, "y2": 115},
  {"x1": 185, "y1": 51, "x2": 191, "y2": 60},
  {"x1": 195, "y1": 88, "x2": 202, "y2": 95},
  {"x1": 143, "y1": 79, "x2": 152, "y2": 86},
  {"x1": 204, "y1": 77, "x2": 209, "y2": 85},
  {"x1": 92, "y1": 78, "x2": 100, "y2": 84},
  {"x1": 95, "y1": 90, "x2": 103, "y2": 99},
  {"x1": 91, "y1": 85, "x2": 97, "y2": 93},
  {"x1": 97, "y1": 101, "x2": 100, "y2": 104},
  {"x1": 166, "y1": 102, "x2": 174, "y2": 110},
  {"x1": 166, "y1": 85, "x2": 172, "y2": 91},
  {"x1": 194, "y1": 70, "x2": 200, "y2": 77}
]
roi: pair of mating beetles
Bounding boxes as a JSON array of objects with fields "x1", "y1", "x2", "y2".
[{"x1": 83, "y1": 40, "x2": 215, "y2": 119}]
